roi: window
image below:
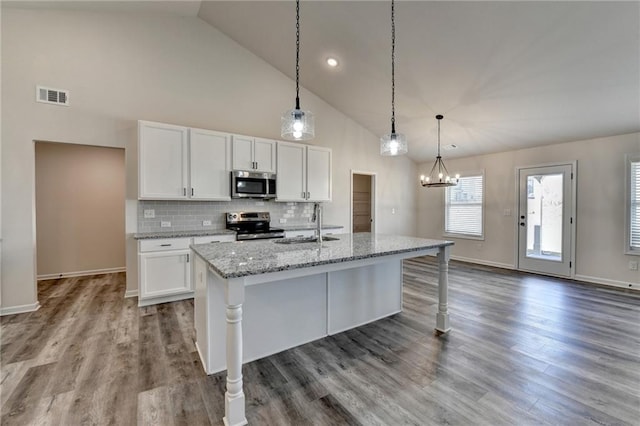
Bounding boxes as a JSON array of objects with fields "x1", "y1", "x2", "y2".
[
  {"x1": 444, "y1": 172, "x2": 484, "y2": 239},
  {"x1": 627, "y1": 154, "x2": 640, "y2": 254}
]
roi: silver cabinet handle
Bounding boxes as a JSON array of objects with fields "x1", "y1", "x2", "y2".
[
  {"x1": 191, "y1": 188, "x2": 194, "y2": 196},
  {"x1": 186, "y1": 253, "x2": 190, "y2": 262},
  {"x1": 302, "y1": 191, "x2": 306, "y2": 199},
  {"x1": 160, "y1": 244, "x2": 171, "y2": 247},
  {"x1": 183, "y1": 188, "x2": 186, "y2": 196}
]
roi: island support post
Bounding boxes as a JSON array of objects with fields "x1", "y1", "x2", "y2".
[
  {"x1": 435, "y1": 245, "x2": 451, "y2": 333},
  {"x1": 223, "y1": 278, "x2": 247, "y2": 426}
]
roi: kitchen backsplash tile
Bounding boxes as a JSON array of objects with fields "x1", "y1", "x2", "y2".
[{"x1": 138, "y1": 200, "x2": 315, "y2": 232}]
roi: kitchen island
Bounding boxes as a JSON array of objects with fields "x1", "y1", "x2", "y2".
[{"x1": 190, "y1": 233, "x2": 453, "y2": 426}]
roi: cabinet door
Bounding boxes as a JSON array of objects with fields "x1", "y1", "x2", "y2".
[
  {"x1": 307, "y1": 146, "x2": 332, "y2": 201},
  {"x1": 276, "y1": 141, "x2": 306, "y2": 201},
  {"x1": 231, "y1": 135, "x2": 254, "y2": 170},
  {"x1": 139, "y1": 250, "x2": 191, "y2": 298},
  {"x1": 139, "y1": 121, "x2": 188, "y2": 199},
  {"x1": 253, "y1": 138, "x2": 276, "y2": 173},
  {"x1": 190, "y1": 128, "x2": 231, "y2": 200}
]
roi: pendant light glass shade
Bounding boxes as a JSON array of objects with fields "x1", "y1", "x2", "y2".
[
  {"x1": 281, "y1": 0, "x2": 315, "y2": 141},
  {"x1": 420, "y1": 115, "x2": 458, "y2": 187},
  {"x1": 380, "y1": 0, "x2": 407, "y2": 156},
  {"x1": 282, "y1": 106, "x2": 314, "y2": 141},
  {"x1": 380, "y1": 132, "x2": 408, "y2": 156}
]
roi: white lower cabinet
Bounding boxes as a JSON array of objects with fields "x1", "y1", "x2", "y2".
[{"x1": 138, "y1": 235, "x2": 237, "y2": 306}]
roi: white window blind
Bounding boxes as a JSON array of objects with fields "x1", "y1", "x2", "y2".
[
  {"x1": 445, "y1": 174, "x2": 483, "y2": 237},
  {"x1": 630, "y1": 159, "x2": 640, "y2": 251}
]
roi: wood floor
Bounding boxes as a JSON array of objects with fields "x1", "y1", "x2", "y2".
[{"x1": 2, "y1": 258, "x2": 639, "y2": 425}]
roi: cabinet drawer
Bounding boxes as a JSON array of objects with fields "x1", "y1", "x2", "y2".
[
  {"x1": 193, "y1": 235, "x2": 236, "y2": 244},
  {"x1": 139, "y1": 237, "x2": 191, "y2": 252}
]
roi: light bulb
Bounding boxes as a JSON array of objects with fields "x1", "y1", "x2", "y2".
[
  {"x1": 455, "y1": 173, "x2": 460, "y2": 180},
  {"x1": 426, "y1": 176, "x2": 430, "y2": 182},
  {"x1": 445, "y1": 176, "x2": 451, "y2": 182},
  {"x1": 293, "y1": 120, "x2": 304, "y2": 132},
  {"x1": 420, "y1": 175, "x2": 425, "y2": 182},
  {"x1": 293, "y1": 130, "x2": 302, "y2": 139},
  {"x1": 438, "y1": 172, "x2": 443, "y2": 179}
]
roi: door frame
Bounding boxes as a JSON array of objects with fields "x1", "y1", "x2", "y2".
[
  {"x1": 514, "y1": 161, "x2": 577, "y2": 278},
  {"x1": 350, "y1": 170, "x2": 377, "y2": 234}
]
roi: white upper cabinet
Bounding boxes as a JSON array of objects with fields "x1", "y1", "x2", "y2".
[
  {"x1": 306, "y1": 146, "x2": 332, "y2": 202},
  {"x1": 276, "y1": 141, "x2": 307, "y2": 201},
  {"x1": 276, "y1": 142, "x2": 331, "y2": 202},
  {"x1": 139, "y1": 121, "x2": 189, "y2": 199},
  {"x1": 231, "y1": 135, "x2": 276, "y2": 173},
  {"x1": 138, "y1": 121, "x2": 231, "y2": 200},
  {"x1": 189, "y1": 128, "x2": 231, "y2": 200}
]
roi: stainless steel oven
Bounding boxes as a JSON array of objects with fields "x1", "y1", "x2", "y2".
[{"x1": 230, "y1": 171, "x2": 276, "y2": 199}]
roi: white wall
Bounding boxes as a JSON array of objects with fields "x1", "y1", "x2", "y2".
[
  {"x1": 1, "y1": 8, "x2": 417, "y2": 312},
  {"x1": 417, "y1": 132, "x2": 640, "y2": 288}
]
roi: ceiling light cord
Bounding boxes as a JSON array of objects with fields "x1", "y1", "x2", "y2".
[
  {"x1": 295, "y1": 0, "x2": 301, "y2": 109},
  {"x1": 390, "y1": 0, "x2": 396, "y2": 134}
]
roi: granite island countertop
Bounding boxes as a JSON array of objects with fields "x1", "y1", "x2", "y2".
[
  {"x1": 191, "y1": 233, "x2": 453, "y2": 279},
  {"x1": 134, "y1": 228, "x2": 235, "y2": 240}
]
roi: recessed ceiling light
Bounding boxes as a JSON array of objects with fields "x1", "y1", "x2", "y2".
[{"x1": 326, "y1": 57, "x2": 339, "y2": 67}]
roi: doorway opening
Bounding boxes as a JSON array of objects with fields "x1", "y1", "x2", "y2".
[
  {"x1": 35, "y1": 142, "x2": 126, "y2": 281},
  {"x1": 517, "y1": 162, "x2": 576, "y2": 278},
  {"x1": 350, "y1": 171, "x2": 376, "y2": 233}
]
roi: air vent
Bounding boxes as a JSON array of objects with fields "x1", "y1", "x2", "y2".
[{"x1": 36, "y1": 86, "x2": 69, "y2": 106}]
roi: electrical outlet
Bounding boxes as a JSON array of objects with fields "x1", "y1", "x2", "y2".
[
  {"x1": 279, "y1": 218, "x2": 287, "y2": 224},
  {"x1": 160, "y1": 221, "x2": 171, "y2": 228},
  {"x1": 392, "y1": 208, "x2": 396, "y2": 215},
  {"x1": 144, "y1": 209, "x2": 155, "y2": 219},
  {"x1": 203, "y1": 220, "x2": 212, "y2": 226},
  {"x1": 629, "y1": 260, "x2": 638, "y2": 271}
]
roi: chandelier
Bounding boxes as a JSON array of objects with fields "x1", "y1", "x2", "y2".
[
  {"x1": 281, "y1": 0, "x2": 314, "y2": 141},
  {"x1": 420, "y1": 115, "x2": 459, "y2": 187},
  {"x1": 380, "y1": 0, "x2": 407, "y2": 156}
]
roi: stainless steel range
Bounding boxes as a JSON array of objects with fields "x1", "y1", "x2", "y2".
[{"x1": 226, "y1": 212, "x2": 285, "y2": 241}]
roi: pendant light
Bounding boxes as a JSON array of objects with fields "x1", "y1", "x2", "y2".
[
  {"x1": 420, "y1": 115, "x2": 459, "y2": 187},
  {"x1": 380, "y1": 0, "x2": 408, "y2": 156},
  {"x1": 281, "y1": 0, "x2": 314, "y2": 141}
]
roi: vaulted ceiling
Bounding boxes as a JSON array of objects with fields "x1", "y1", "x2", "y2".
[{"x1": 8, "y1": 1, "x2": 640, "y2": 162}]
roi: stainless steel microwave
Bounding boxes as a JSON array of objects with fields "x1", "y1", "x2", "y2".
[{"x1": 230, "y1": 171, "x2": 276, "y2": 199}]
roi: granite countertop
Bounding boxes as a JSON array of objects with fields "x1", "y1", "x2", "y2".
[
  {"x1": 280, "y1": 224, "x2": 344, "y2": 232},
  {"x1": 191, "y1": 233, "x2": 453, "y2": 279},
  {"x1": 134, "y1": 229, "x2": 235, "y2": 240}
]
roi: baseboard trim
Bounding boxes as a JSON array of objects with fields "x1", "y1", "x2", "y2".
[
  {"x1": 37, "y1": 267, "x2": 126, "y2": 281},
  {"x1": 124, "y1": 289, "x2": 139, "y2": 298},
  {"x1": 138, "y1": 292, "x2": 194, "y2": 307},
  {"x1": 574, "y1": 274, "x2": 637, "y2": 291},
  {"x1": 0, "y1": 301, "x2": 41, "y2": 316},
  {"x1": 450, "y1": 255, "x2": 515, "y2": 270}
]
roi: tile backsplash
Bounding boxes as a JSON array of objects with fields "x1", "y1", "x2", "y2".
[{"x1": 137, "y1": 200, "x2": 315, "y2": 233}]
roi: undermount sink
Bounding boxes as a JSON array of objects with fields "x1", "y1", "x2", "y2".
[{"x1": 274, "y1": 236, "x2": 340, "y2": 244}]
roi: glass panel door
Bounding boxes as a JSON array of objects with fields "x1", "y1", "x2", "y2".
[{"x1": 518, "y1": 164, "x2": 573, "y2": 277}]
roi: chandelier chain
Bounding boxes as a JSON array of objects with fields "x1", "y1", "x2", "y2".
[
  {"x1": 391, "y1": 0, "x2": 396, "y2": 130},
  {"x1": 296, "y1": 0, "x2": 300, "y2": 102}
]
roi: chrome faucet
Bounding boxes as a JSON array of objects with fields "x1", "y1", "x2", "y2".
[{"x1": 312, "y1": 203, "x2": 322, "y2": 243}]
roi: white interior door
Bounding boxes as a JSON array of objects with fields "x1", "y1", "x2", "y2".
[{"x1": 518, "y1": 164, "x2": 574, "y2": 277}]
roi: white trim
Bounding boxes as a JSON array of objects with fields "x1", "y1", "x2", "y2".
[
  {"x1": 349, "y1": 170, "x2": 377, "y2": 234},
  {"x1": 37, "y1": 267, "x2": 126, "y2": 281},
  {"x1": 0, "y1": 301, "x2": 41, "y2": 316},
  {"x1": 449, "y1": 255, "x2": 515, "y2": 270},
  {"x1": 574, "y1": 274, "x2": 637, "y2": 291},
  {"x1": 625, "y1": 153, "x2": 640, "y2": 255},
  {"x1": 124, "y1": 289, "x2": 139, "y2": 298},
  {"x1": 138, "y1": 291, "x2": 193, "y2": 307},
  {"x1": 515, "y1": 161, "x2": 577, "y2": 279},
  {"x1": 443, "y1": 170, "x2": 485, "y2": 240}
]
